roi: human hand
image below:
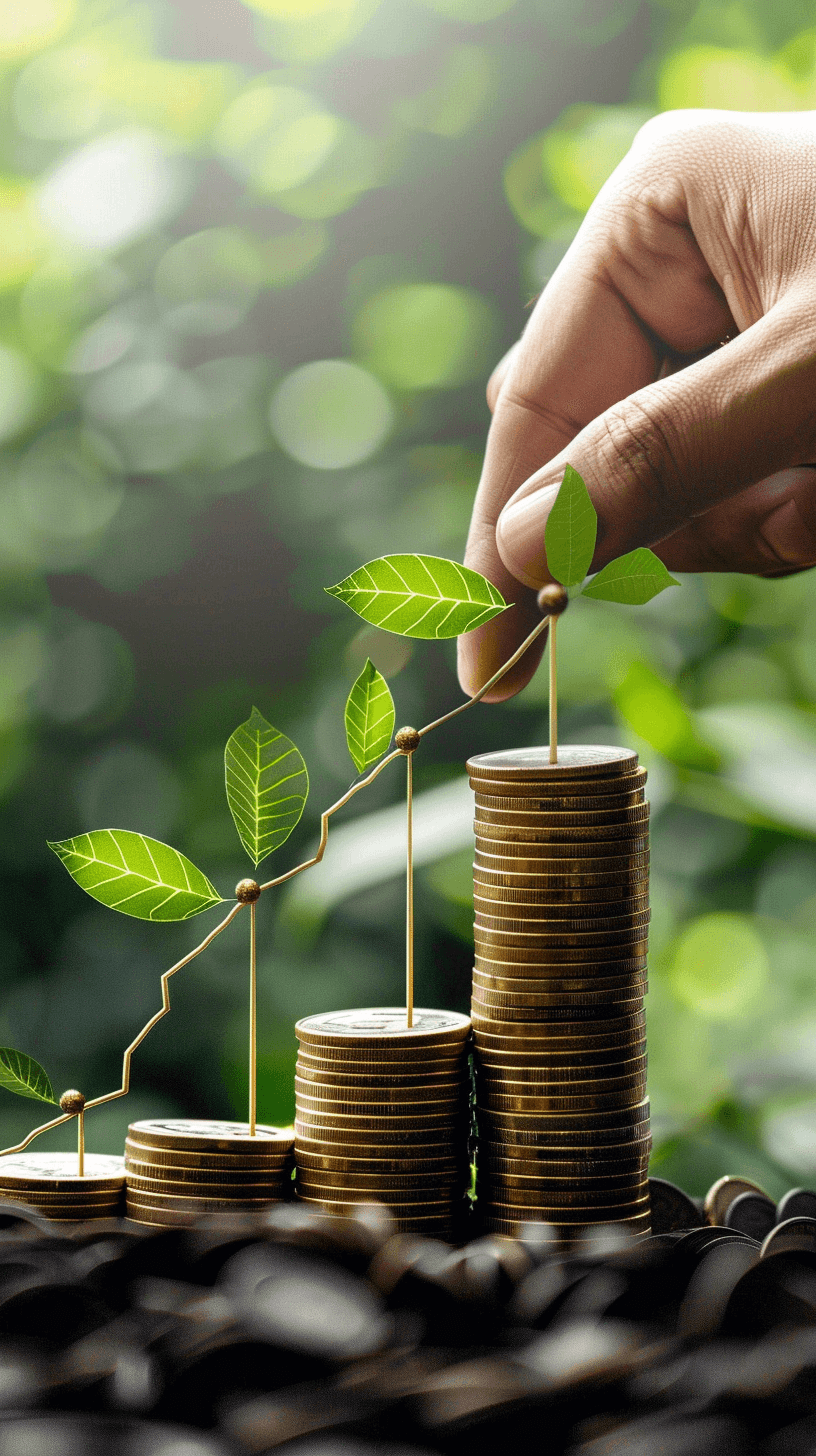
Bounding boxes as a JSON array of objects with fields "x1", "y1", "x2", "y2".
[{"x1": 458, "y1": 110, "x2": 816, "y2": 700}]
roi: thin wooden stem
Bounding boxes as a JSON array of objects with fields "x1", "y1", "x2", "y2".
[
  {"x1": 418, "y1": 613, "x2": 551, "y2": 739},
  {"x1": 406, "y1": 750, "x2": 414, "y2": 1029},
  {"x1": 249, "y1": 899, "x2": 257, "y2": 1136},
  {"x1": 0, "y1": 900, "x2": 246, "y2": 1159},
  {"x1": 549, "y1": 617, "x2": 557, "y2": 764},
  {"x1": 77, "y1": 1109, "x2": 85, "y2": 1178}
]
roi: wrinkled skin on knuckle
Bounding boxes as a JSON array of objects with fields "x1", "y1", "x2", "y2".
[{"x1": 593, "y1": 395, "x2": 693, "y2": 554}]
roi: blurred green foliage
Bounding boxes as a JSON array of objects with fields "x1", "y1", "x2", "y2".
[{"x1": 0, "y1": 0, "x2": 814, "y2": 1198}]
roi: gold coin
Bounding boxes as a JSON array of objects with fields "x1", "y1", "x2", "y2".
[
  {"x1": 479, "y1": 1170, "x2": 646, "y2": 1192},
  {"x1": 295, "y1": 1062, "x2": 467, "y2": 1087},
  {"x1": 474, "y1": 1046, "x2": 647, "y2": 1073},
  {"x1": 476, "y1": 1117, "x2": 651, "y2": 1146},
  {"x1": 295, "y1": 1008, "x2": 471, "y2": 1049},
  {"x1": 124, "y1": 1158, "x2": 289, "y2": 1188},
  {"x1": 474, "y1": 806, "x2": 650, "y2": 832},
  {"x1": 474, "y1": 912, "x2": 649, "y2": 938},
  {"x1": 123, "y1": 1139, "x2": 292, "y2": 1173},
  {"x1": 481, "y1": 1199, "x2": 650, "y2": 1225},
  {"x1": 294, "y1": 1043, "x2": 466, "y2": 1068},
  {"x1": 0, "y1": 1188, "x2": 123, "y2": 1207},
  {"x1": 128, "y1": 1120, "x2": 294, "y2": 1154},
  {"x1": 294, "y1": 1106, "x2": 466, "y2": 1131},
  {"x1": 125, "y1": 1189, "x2": 283, "y2": 1213},
  {"x1": 474, "y1": 940, "x2": 649, "y2": 964},
  {"x1": 474, "y1": 785, "x2": 646, "y2": 812},
  {"x1": 476, "y1": 1050, "x2": 647, "y2": 1078},
  {"x1": 472, "y1": 980, "x2": 646, "y2": 1007},
  {"x1": 474, "y1": 947, "x2": 647, "y2": 970},
  {"x1": 475, "y1": 823, "x2": 649, "y2": 849},
  {"x1": 296, "y1": 1179, "x2": 461, "y2": 1204},
  {"x1": 477, "y1": 1095, "x2": 649, "y2": 1127},
  {"x1": 478, "y1": 1082, "x2": 647, "y2": 1114},
  {"x1": 293, "y1": 1077, "x2": 464, "y2": 1105},
  {"x1": 473, "y1": 874, "x2": 650, "y2": 901},
  {"x1": 472, "y1": 968, "x2": 646, "y2": 993},
  {"x1": 478, "y1": 1066, "x2": 647, "y2": 1095},
  {"x1": 471, "y1": 1000, "x2": 645, "y2": 1027},
  {"x1": 125, "y1": 1172, "x2": 287, "y2": 1198},
  {"x1": 295, "y1": 1192, "x2": 458, "y2": 1216},
  {"x1": 477, "y1": 1147, "x2": 649, "y2": 1170},
  {"x1": 294, "y1": 1123, "x2": 462, "y2": 1147},
  {"x1": 474, "y1": 832, "x2": 649, "y2": 858},
  {"x1": 295, "y1": 1167, "x2": 464, "y2": 1190},
  {"x1": 472, "y1": 1007, "x2": 645, "y2": 1032},
  {"x1": 703, "y1": 1174, "x2": 770, "y2": 1227},
  {"x1": 481, "y1": 1153, "x2": 649, "y2": 1178},
  {"x1": 294, "y1": 1096, "x2": 465, "y2": 1121},
  {"x1": 0, "y1": 1152, "x2": 125, "y2": 1192},
  {"x1": 295, "y1": 1150, "x2": 466, "y2": 1175},
  {"x1": 472, "y1": 908, "x2": 649, "y2": 931},
  {"x1": 467, "y1": 746, "x2": 640, "y2": 780},
  {"x1": 472, "y1": 879, "x2": 649, "y2": 902}
]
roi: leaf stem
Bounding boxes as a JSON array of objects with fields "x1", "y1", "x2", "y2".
[
  {"x1": 549, "y1": 616, "x2": 558, "y2": 764},
  {"x1": 249, "y1": 899, "x2": 257, "y2": 1136},
  {"x1": 406, "y1": 750, "x2": 414, "y2": 1030},
  {"x1": 0, "y1": 901, "x2": 246, "y2": 1159},
  {"x1": 77, "y1": 1108, "x2": 85, "y2": 1178}
]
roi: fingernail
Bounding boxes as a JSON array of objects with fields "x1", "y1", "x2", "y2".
[
  {"x1": 497, "y1": 484, "x2": 560, "y2": 587},
  {"x1": 759, "y1": 498, "x2": 814, "y2": 566}
]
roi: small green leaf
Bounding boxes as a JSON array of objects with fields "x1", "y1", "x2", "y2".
[
  {"x1": 0, "y1": 1048, "x2": 57, "y2": 1104},
  {"x1": 325, "y1": 554, "x2": 507, "y2": 638},
  {"x1": 582, "y1": 547, "x2": 679, "y2": 604},
  {"x1": 225, "y1": 707, "x2": 309, "y2": 868},
  {"x1": 544, "y1": 463, "x2": 598, "y2": 587},
  {"x1": 48, "y1": 831, "x2": 223, "y2": 921},
  {"x1": 345, "y1": 659, "x2": 395, "y2": 773}
]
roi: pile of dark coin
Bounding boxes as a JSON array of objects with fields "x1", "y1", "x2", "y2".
[{"x1": 0, "y1": 1174, "x2": 815, "y2": 1456}]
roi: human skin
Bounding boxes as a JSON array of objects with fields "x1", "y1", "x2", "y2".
[{"x1": 457, "y1": 110, "x2": 816, "y2": 702}]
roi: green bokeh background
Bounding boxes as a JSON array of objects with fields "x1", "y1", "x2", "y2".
[{"x1": 1, "y1": 0, "x2": 815, "y2": 1200}]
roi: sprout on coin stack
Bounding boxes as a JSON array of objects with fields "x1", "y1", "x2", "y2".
[{"x1": 0, "y1": 1048, "x2": 125, "y2": 1218}]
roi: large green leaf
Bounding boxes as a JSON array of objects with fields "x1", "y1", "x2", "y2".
[
  {"x1": 345, "y1": 659, "x2": 395, "y2": 773},
  {"x1": 582, "y1": 547, "x2": 679, "y2": 604},
  {"x1": 48, "y1": 831, "x2": 223, "y2": 921},
  {"x1": 544, "y1": 463, "x2": 598, "y2": 587},
  {"x1": 325, "y1": 554, "x2": 507, "y2": 638},
  {"x1": 0, "y1": 1048, "x2": 56, "y2": 1104},
  {"x1": 225, "y1": 707, "x2": 309, "y2": 867}
]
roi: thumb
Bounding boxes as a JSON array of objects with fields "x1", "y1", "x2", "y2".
[{"x1": 495, "y1": 298, "x2": 816, "y2": 585}]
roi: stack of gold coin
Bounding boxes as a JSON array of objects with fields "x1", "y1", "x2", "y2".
[
  {"x1": 294, "y1": 1008, "x2": 471, "y2": 1239},
  {"x1": 124, "y1": 1120, "x2": 294, "y2": 1226},
  {"x1": 467, "y1": 746, "x2": 651, "y2": 1243},
  {"x1": 0, "y1": 1153, "x2": 125, "y2": 1220}
]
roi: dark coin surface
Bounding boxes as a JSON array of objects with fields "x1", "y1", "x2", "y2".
[
  {"x1": 723, "y1": 1190, "x2": 778, "y2": 1240},
  {"x1": 760, "y1": 1216, "x2": 816, "y2": 1258},
  {"x1": 776, "y1": 1187, "x2": 816, "y2": 1223},
  {"x1": 647, "y1": 1176, "x2": 702, "y2": 1234}
]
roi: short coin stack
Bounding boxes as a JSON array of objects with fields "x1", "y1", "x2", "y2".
[
  {"x1": 125, "y1": 1120, "x2": 294, "y2": 1226},
  {"x1": 0, "y1": 1153, "x2": 125, "y2": 1221},
  {"x1": 467, "y1": 746, "x2": 651, "y2": 1242},
  {"x1": 294, "y1": 1008, "x2": 471, "y2": 1239}
]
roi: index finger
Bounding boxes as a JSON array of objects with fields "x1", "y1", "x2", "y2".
[{"x1": 458, "y1": 159, "x2": 732, "y2": 699}]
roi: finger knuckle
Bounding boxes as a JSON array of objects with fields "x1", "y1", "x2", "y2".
[{"x1": 595, "y1": 396, "x2": 691, "y2": 531}]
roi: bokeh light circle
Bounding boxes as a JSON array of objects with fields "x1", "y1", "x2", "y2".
[
  {"x1": 354, "y1": 283, "x2": 493, "y2": 390},
  {"x1": 269, "y1": 360, "x2": 393, "y2": 469}
]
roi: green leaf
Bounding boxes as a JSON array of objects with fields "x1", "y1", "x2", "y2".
[
  {"x1": 345, "y1": 659, "x2": 395, "y2": 773},
  {"x1": 582, "y1": 547, "x2": 680, "y2": 604},
  {"x1": 225, "y1": 707, "x2": 309, "y2": 867},
  {"x1": 543, "y1": 463, "x2": 598, "y2": 587},
  {"x1": 0, "y1": 1048, "x2": 56, "y2": 1104},
  {"x1": 325, "y1": 554, "x2": 507, "y2": 638},
  {"x1": 48, "y1": 831, "x2": 223, "y2": 921}
]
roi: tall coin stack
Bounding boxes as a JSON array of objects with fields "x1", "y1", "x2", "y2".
[
  {"x1": 467, "y1": 746, "x2": 651, "y2": 1242},
  {"x1": 125, "y1": 1120, "x2": 294, "y2": 1226},
  {"x1": 0, "y1": 1153, "x2": 125, "y2": 1221},
  {"x1": 294, "y1": 1008, "x2": 471, "y2": 1238}
]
